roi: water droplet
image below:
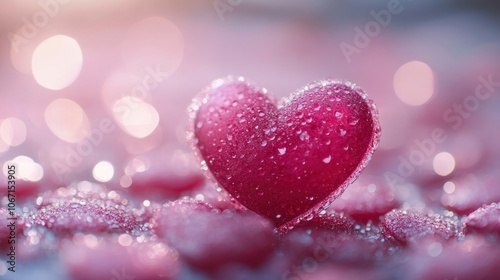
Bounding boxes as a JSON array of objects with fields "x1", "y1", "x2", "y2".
[
  {"x1": 258, "y1": 112, "x2": 265, "y2": 117},
  {"x1": 79, "y1": 199, "x2": 86, "y2": 205},
  {"x1": 257, "y1": 191, "x2": 264, "y2": 196},
  {"x1": 339, "y1": 129, "x2": 346, "y2": 136},
  {"x1": 335, "y1": 112, "x2": 343, "y2": 118},
  {"x1": 343, "y1": 145, "x2": 349, "y2": 151},
  {"x1": 296, "y1": 111, "x2": 304, "y2": 118},
  {"x1": 313, "y1": 103, "x2": 320, "y2": 111},
  {"x1": 305, "y1": 214, "x2": 314, "y2": 221},
  {"x1": 276, "y1": 214, "x2": 282, "y2": 219},
  {"x1": 323, "y1": 155, "x2": 331, "y2": 163},
  {"x1": 349, "y1": 119, "x2": 359, "y2": 126},
  {"x1": 326, "y1": 106, "x2": 332, "y2": 111},
  {"x1": 196, "y1": 121, "x2": 203, "y2": 129},
  {"x1": 226, "y1": 134, "x2": 233, "y2": 141},
  {"x1": 270, "y1": 127, "x2": 277, "y2": 132},
  {"x1": 261, "y1": 140, "x2": 267, "y2": 147},
  {"x1": 278, "y1": 148, "x2": 287, "y2": 155},
  {"x1": 232, "y1": 101, "x2": 238, "y2": 107},
  {"x1": 299, "y1": 131, "x2": 310, "y2": 141}
]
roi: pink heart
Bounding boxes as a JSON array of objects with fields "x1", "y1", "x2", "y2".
[{"x1": 190, "y1": 76, "x2": 380, "y2": 227}]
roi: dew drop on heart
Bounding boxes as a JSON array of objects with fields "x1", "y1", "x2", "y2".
[
  {"x1": 323, "y1": 155, "x2": 331, "y2": 164},
  {"x1": 278, "y1": 148, "x2": 286, "y2": 155},
  {"x1": 339, "y1": 129, "x2": 347, "y2": 136},
  {"x1": 305, "y1": 213, "x2": 314, "y2": 221},
  {"x1": 261, "y1": 140, "x2": 267, "y2": 147},
  {"x1": 313, "y1": 103, "x2": 320, "y2": 111},
  {"x1": 299, "y1": 131, "x2": 309, "y2": 141},
  {"x1": 335, "y1": 112, "x2": 343, "y2": 119},
  {"x1": 226, "y1": 134, "x2": 233, "y2": 141}
]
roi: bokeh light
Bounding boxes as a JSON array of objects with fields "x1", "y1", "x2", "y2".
[
  {"x1": 121, "y1": 16, "x2": 184, "y2": 75},
  {"x1": 92, "y1": 161, "x2": 114, "y2": 182},
  {"x1": 44, "y1": 99, "x2": 91, "y2": 143},
  {"x1": 3, "y1": 155, "x2": 44, "y2": 181},
  {"x1": 112, "y1": 97, "x2": 160, "y2": 138},
  {"x1": 0, "y1": 262, "x2": 6, "y2": 276},
  {"x1": 0, "y1": 117, "x2": 27, "y2": 146},
  {"x1": 32, "y1": 35, "x2": 83, "y2": 90},
  {"x1": 393, "y1": 61, "x2": 435, "y2": 106},
  {"x1": 433, "y1": 152, "x2": 456, "y2": 176},
  {"x1": 443, "y1": 181, "x2": 456, "y2": 194}
]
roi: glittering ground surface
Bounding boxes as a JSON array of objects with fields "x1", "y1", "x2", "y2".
[{"x1": 1, "y1": 1, "x2": 500, "y2": 280}]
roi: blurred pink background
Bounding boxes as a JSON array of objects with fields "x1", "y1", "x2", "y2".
[
  {"x1": 0, "y1": 0, "x2": 500, "y2": 208},
  {"x1": 1, "y1": 1, "x2": 500, "y2": 279}
]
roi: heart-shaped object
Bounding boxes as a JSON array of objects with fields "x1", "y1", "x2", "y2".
[{"x1": 190, "y1": 76, "x2": 380, "y2": 227}]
